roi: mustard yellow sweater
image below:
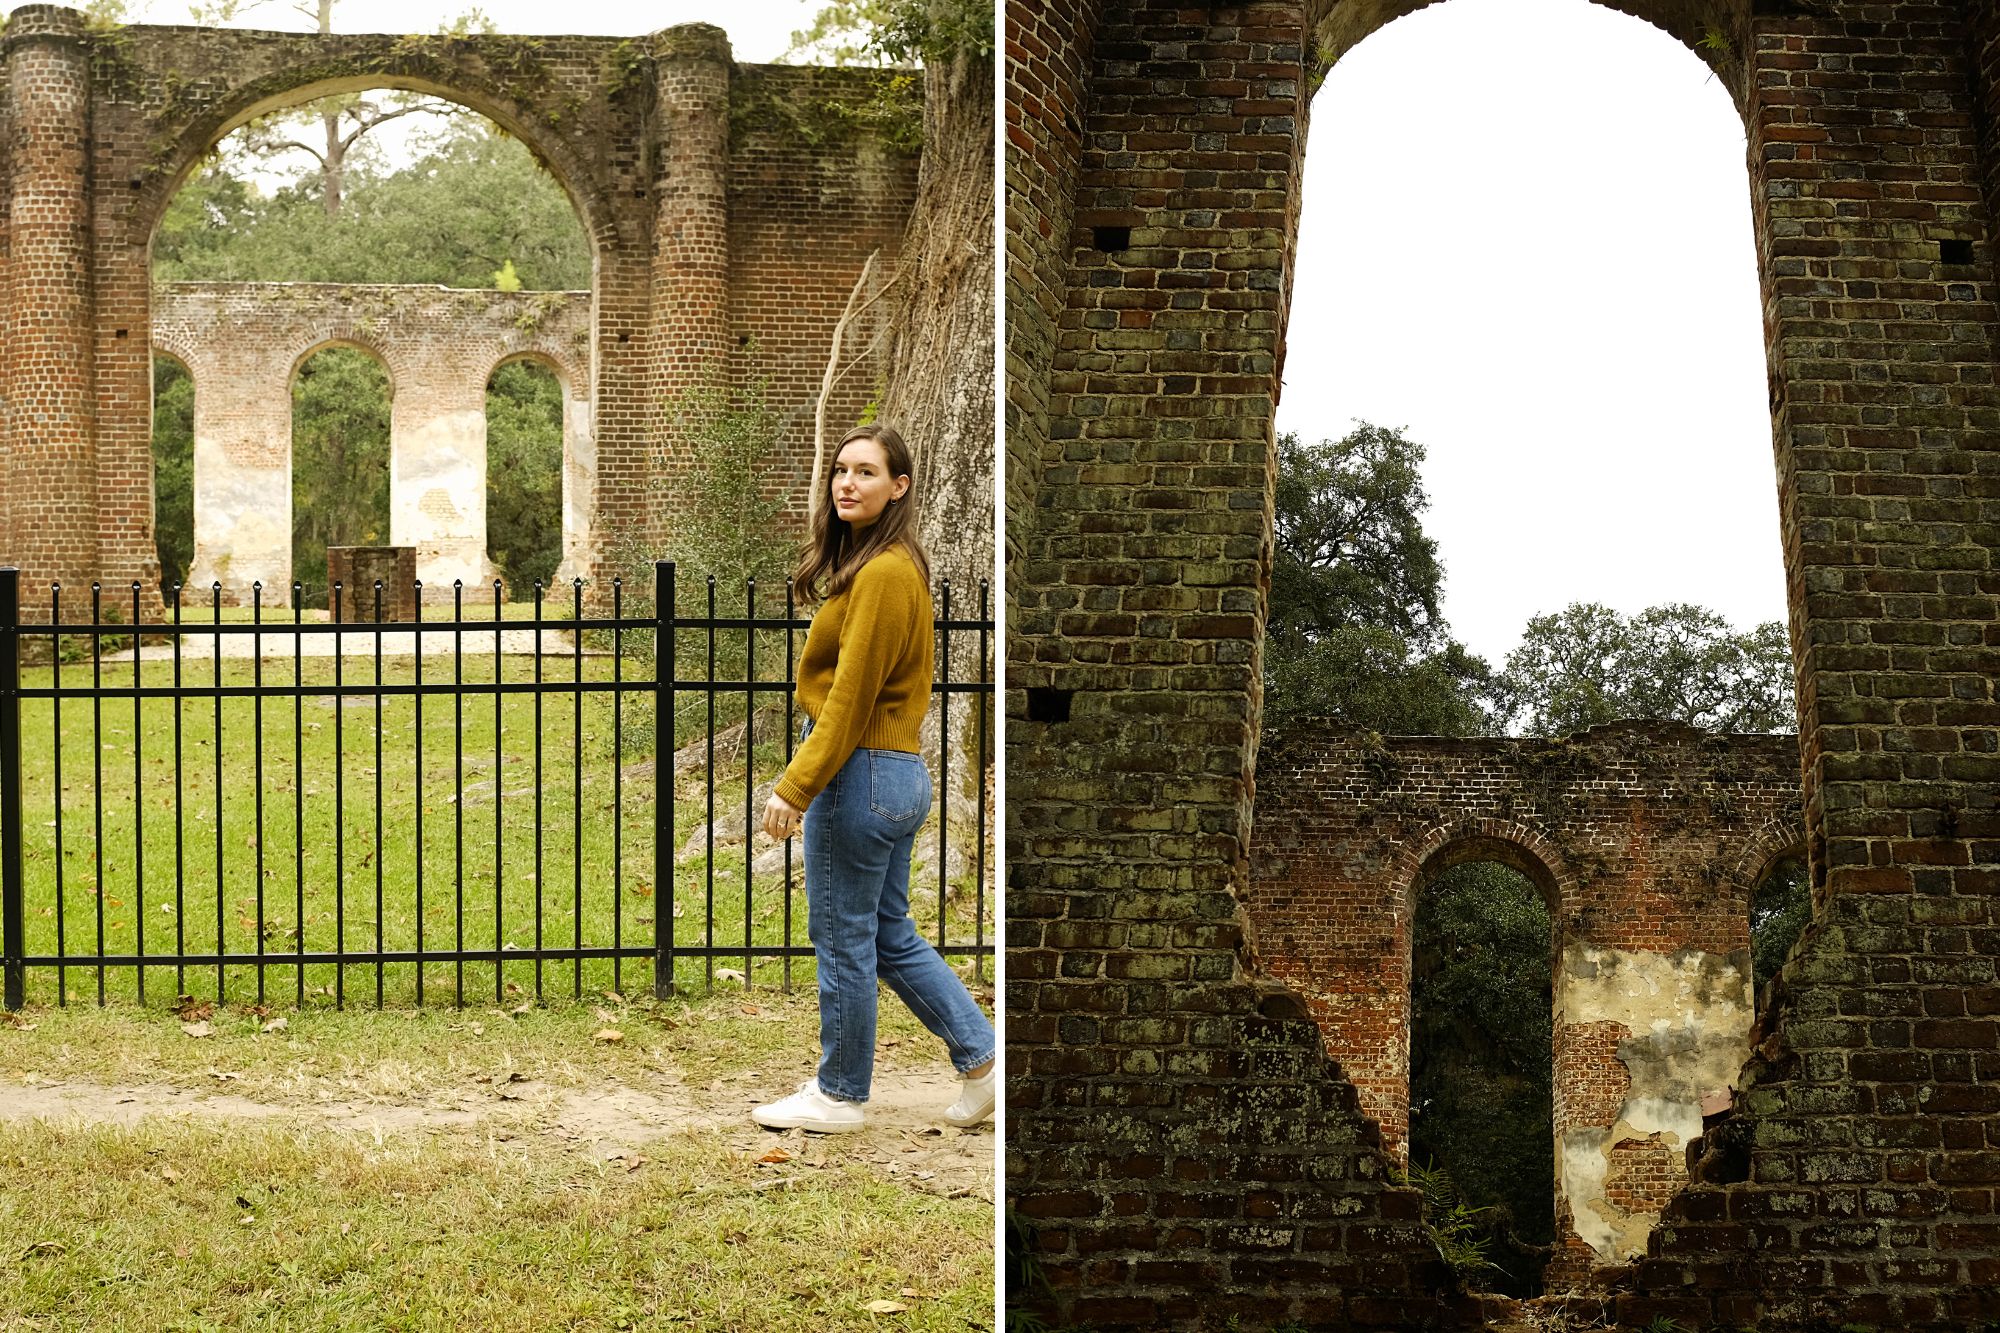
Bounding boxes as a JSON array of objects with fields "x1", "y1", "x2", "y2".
[{"x1": 774, "y1": 546, "x2": 933, "y2": 809}]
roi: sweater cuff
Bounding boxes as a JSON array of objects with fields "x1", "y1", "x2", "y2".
[{"x1": 774, "y1": 774, "x2": 818, "y2": 810}]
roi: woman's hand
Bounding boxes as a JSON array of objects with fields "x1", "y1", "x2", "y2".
[{"x1": 762, "y1": 792, "x2": 805, "y2": 841}]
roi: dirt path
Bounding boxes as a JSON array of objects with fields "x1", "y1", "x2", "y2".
[{"x1": 0, "y1": 1067, "x2": 993, "y2": 1199}]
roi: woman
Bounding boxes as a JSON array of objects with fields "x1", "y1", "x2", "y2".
[{"x1": 751, "y1": 424, "x2": 996, "y2": 1134}]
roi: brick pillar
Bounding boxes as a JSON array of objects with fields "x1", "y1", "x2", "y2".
[
  {"x1": 1615, "y1": 4, "x2": 2000, "y2": 1329},
  {"x1": 186, "y1": 343, "x2": 292, "y2": 603},
  {"x1": 1006, "y1": 5, "x2": 1455, "y2": 1326},
  {"x1": 2, "y1": 6, "x2": 96, "y2": 606},
  {"x1": 391, "y1": 369, "x2": 491, "y2": 593},
  {"x1": 648, "y1": 24, "x2": 732, "y2": 555}
]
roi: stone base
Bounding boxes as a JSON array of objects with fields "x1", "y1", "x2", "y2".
[{"x1": 327, "y1": 546, "x2": 417, "y2": 622}]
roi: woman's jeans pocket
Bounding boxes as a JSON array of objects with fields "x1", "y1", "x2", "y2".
[{"x1": 867, "y1": 750, "x2": 930, "y2": 824}]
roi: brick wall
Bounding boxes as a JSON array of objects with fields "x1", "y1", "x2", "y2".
[
  {"x1": 0, "y1": 13, "x2": 916, "y2": 614},
  {"x1": 1249, "y1": 723, "x2": 1801, "y2": 1277},
  {"x1": 151, "y1": 282, "x2": 591, "y2": 600},
  {"x1": 1007, "y1": 0, "x2": 2000, "y2": 1327}
]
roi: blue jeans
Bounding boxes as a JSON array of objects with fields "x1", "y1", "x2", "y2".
[{"x1": 801, "y1": 741, "x2": 995, "y2": 1102}]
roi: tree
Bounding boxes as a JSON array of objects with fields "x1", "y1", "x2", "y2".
[
  {"x1": 190, "y1": 0, "x2": 482, "y2": 217},
  {"x1": 1264, "y1": 425, "x2": 1494, "y2": 732},
  {"x1": 795, "y1": 1, "x2": 996, "y2": 591},
  {"x1": 1496, "y1": 602, "x2": 1795, "y2": 736},
  {"x1": 154, "y1": 121, "x2": 589, "y2": 290},
  {"x1": 291, "y1": 347, "x2": 392, "y2": 604},
  {"x1": 484, "y1": 361, "x2": 564, "y2": 594},
  {"x1": 1410, "y1": 859, "x2": 1555, "y2": 1293},
  {"x1": 152, "y1": 357, "x2": 196, "y2": 592}
]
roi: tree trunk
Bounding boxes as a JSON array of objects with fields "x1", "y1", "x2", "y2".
[
  {"x1": 322, "y1": 106, "x2": 343, "y2": 217},
  {"x1": 874, "y1": 46, "x2": 996, "y2": 893},
  {"x1": 877, "y1": 46, "x2": 994, "y2": 593}
]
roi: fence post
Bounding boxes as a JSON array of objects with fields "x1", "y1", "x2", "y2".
[
  {"x1": 654, "y1": 559, "x2": 675, "y2": 1000},
  {"x1": 1, "y1": 567, "x2": 26, "y2": 1010}
]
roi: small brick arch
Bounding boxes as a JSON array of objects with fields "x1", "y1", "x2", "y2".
[
  {"x1": 1393, "y1": 816, "x2": 1577, "y2": 919},
  {"x1": 288, "y1": 335, "x2": 402, "y2": 394}
]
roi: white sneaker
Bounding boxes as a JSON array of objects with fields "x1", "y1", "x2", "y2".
[
  {"x1": 943, "y1": 1067, "x2": 996, "y2": 1127},
  {"x1": 752, "y1": 1079, "x2": 865, "y2": 1134}
]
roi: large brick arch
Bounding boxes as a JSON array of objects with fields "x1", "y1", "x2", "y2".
[
  {"x1": 0, "y1": 5, "x2": 917, "y2": 611},
  {"x1": 1007, "y1": 0, "x2": 2000, "y2": 1327}
]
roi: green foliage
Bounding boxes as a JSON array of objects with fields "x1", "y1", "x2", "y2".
[
  {"x1": 484, "y1": 360, "x2": 564, "y2": 595},
  {"x1": 151, "y1": 356, "x2": 195, "y2": 593},
  {"x1": 1264, "y1": 424, "x2": 1493, "y2": 732},
  {"x1": 491, "y1": 258, "x2": 522, "y2": 292},
  {"x1": 660, "y1": 366, "x2": 792, "y2": 597},
  {"x1": 1496, "y1": 602, "x2": 1795, "y2": 736},
  {"x1": 1393, "y1": 1159, "x2": 1501, "y2": 1282},
  {"x1": 1410, "y1": 861, "x2": 1554, "y2": 1292},
  {"x1": 1751, "y1": 853, "x2": 1812, "y2": 988},
  {"x1": 153, "y1": 122, "x2": 589, "y2": 291},
  {"x1": 788, "y1": 0, "x2": 993, "y2": 66},
  {"x1": 290, "y1": 347, "x2": 391, "y2": 604}
]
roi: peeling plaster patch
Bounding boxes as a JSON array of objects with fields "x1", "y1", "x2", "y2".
[
  {"x1": 419, "y1": 489, "x2": 463, "y2": 524},
  {"x1": 1557, "y1": 945, "x2": 1756, "y2": 1261}
]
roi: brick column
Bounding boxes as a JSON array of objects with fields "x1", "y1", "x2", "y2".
[
  {"x1": 648, "y1": 24, "x2": 731, "y2": 551},
  {"x1": 3, "y1": 6, "x2": 96, "y2": 604},
  {"x1": 391, "y1": 367, "x2": 491, "y2": 593},
  {"x1": 1006, "y1": 6, "x2": 1456, "y2": 1326},
  {"x1": 1617, "y1": 4, "x2": 2000, "y2": 1329},
  {"x1": 185, "y1": 343, "x2": 292, "y2": 602}
]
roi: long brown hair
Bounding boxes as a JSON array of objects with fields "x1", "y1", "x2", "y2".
[{"x1": 794, "y1": 423, "x2": 932, "y2": 602}]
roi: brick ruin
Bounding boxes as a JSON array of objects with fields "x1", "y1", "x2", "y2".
[
  {"x1": 1248, "y1": 723, "x2": 1802, "y2": 1280},
  {"x1": 0, "y1": 5, "x2": 916, "y2": 610},
  {"x1": 152, "y1": 282, "x2": 592, "y2": 598},
  {"x1": 1007, "y1": 1, "x2": 2000, "y2": 1329}
]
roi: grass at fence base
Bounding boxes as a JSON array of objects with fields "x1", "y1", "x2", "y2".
[
  {"x1": 11, "y1": 654, "x2": 993, "y2": 1011},
  {"x1": 0, "y1": 994, "x2": 992, "y2": 1332}
]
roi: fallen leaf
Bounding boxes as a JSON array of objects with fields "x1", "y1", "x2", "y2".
[
  {"x1": 172, "y1": 1244, "x2": 192, "y2": 1259},
  {"x1": 592, "y1": 1029, "x2": 624, "y2": 1044},
  {"x1": 468, "y1": 1023, "x2": 485, "y2": 1036},
  {"x1": 509, "y1": 1002, "x2": 532, "y2": 1016},
  {"x1": 237, "y1": 1215, "x2": 256, "y2": 1227},
  {"x1": 756, "y1": 1147, "x2": 793, "y2": 1165},
  {"x1": 261, "y1": 1017, "x2": 287, "y2": 1033},
  {"x1": 603, "y1": 991, "x2": 625, "y2": 1005},
  {"x1": 180, "y1": 1021, "x2": 213, "y2": 1039},
  {"x1": 862, "y1": 1299, "x2": 908, "y2": 1314},
  {"x1": 20, "y1": 1241, "x2": 64, "y2": 1260},
  {"x1": 505, "y1": 982, "x2": 522, "y2": 995},
  {"x1": 173, "y1": 995, "x2": 214, "y2": 1023},
  {"x1": 900, "y1": 1288, "x2": 921, "y2": 1299},
  {"x1": 740, "y1": 1005, "x2": 762, "y2": 1016},
  {"x1": 715, "y1": 968, "x2": 745, "y2": 984},
  {"x1": 340, "y1": 1222, "x2": 351, "y2": 1236},
  {"x1": 159, "y1": 1166, "x2": 180, "y2": 1183},
  {"x1": 725, "y1": 1229, "x2": 749, "y2": 1245},
  {"x1": 209, "y1": 1070, "x2": 240, "y2": 1081}
]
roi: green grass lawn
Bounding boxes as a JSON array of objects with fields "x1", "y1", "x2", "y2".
[
  {"x1": 0, "y1": 992, "x2": 995, "y2": 1332},
  {"x1": 11, "y1": 650, "x2": 993, "y2": 1012}
]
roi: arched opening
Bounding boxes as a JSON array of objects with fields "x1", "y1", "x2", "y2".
[
  {"x1": 1409, "y1": 837, "x2": 1559, "y2": 1294},
  {"x1": 1287, "y1": 0, "x2": 1782, "y2": 675},
  {"x1": 1749, "y1": 846, "x2": 1811, "y2": 990},
  {"x1": 150, "y1": 353, "x2": 195, "y2": 595},
  {"x1": 291, "y1": 344, "x2": 392, "y2": 607},
  {"x1": 149, "y1": 76, "x2": 594, "y2": 604},
  {"x1": 485, "y1": 356, "x2": 566, "y2": 595}
]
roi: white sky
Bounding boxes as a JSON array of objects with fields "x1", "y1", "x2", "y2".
[{"x1": 1281, "y1": 0, "x2": 1788, "y2": 668}]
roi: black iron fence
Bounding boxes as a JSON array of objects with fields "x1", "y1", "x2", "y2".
[{"x1": 0, "y1": 562, "x2": 993, "y2": 1010}]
